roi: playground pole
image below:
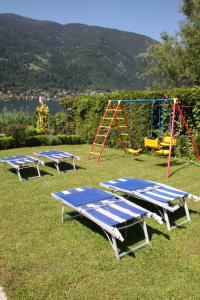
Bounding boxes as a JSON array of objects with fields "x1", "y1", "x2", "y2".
[
  {"x1": 166, "y1": 98, "x2": 177, "y2": 177},
  {"x1": 177, "y1": 103, "x2": 200, "y2": 161}
]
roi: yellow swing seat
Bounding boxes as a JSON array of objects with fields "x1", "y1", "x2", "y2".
[
  {"x1": 144, "y1": 137, "x2": 161, "y2": 149},
  {"x1": 126, "y1": 148, "x2": 142, "y2": 155},
  {"x1": 160, "y1": 136, "x2": 177, "y2": 147},
  {"x1": 153, "y1": 149, "x2": 169, "y2": 156}
]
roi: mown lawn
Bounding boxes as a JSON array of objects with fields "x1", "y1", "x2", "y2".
[{"x1": 0, "y1": 144, "x2": 200, "y2": 299}]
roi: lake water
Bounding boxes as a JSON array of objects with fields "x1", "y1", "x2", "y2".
[{"x1": 0, "y1": 99, "x2": 63, "y2": 114}]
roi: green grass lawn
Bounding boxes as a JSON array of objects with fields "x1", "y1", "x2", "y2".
[{"x1": 0, "y1": 144, "x2": 200, "y2": 299}]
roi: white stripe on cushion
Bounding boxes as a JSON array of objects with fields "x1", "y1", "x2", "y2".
[
  {"x1": 62, "y1": 191, "x2": 71, "y2": 195},
  {"x1": 87, "y1": 204, "x2": 126, "y2": 223},
  {"x1": 76, "y1": 188, "x2": 85, "y2": 192},
  {"x1": 102, "y1": 200, "x2": 140, "y2": 218},
  {"x1": 145, "y1": 191, "x2": 174, "y2": 200},
  {"x1": 157, "y1": 189, "x2": 185, "y2": 197}
]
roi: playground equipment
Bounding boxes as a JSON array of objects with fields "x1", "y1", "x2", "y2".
[{"x1": 88, "y1": 98, "x2": 200, "y2": 177}]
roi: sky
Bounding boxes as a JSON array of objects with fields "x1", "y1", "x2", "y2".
[{"x1": 0, "y1": 0, "x2": 183, "y2": 41}]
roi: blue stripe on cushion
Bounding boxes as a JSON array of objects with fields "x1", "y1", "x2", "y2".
[
  {"x1": 116, "y1": 201, "x2": 146, "y2": 216},
  {"x1": 53, "y1": 187, "x2": 114, "y2": 207},
  {"x1": 85, "y1": 208, "x2": 120, "y2": 226},
  {"x1": 37, "y1": 150, "x2": 62, "y2": 155},
  {"x1": 85, "y1": 201, "x2": 136, "y2": 221},
  {"x1": 142, "y1": 192, "x2": 171, "y2": 203},
  {"x1": 159, "y1": 187, "x2": 188, "y2": 197},
  {"x1": 0, "y1": 156, "x2": 38, "y2": 164},
  {"x1": 37, "y1": 150, "x2": 74, "y2": 158},
  {"x1": 140, "y1": 187, "x2": 188, "y2": 203},
  {"x1": 0, "y1": 155, "x2": 29, "y2": 161}
]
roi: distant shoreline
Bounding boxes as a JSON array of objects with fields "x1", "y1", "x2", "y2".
[{"x1": 0, "y1": 99, "x2": 63, "y2": 114}]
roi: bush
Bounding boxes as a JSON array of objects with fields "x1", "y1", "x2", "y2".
[
  {"x1": 25, "y1": 135, "x2": 49, "y2": 147},
  {"x1": 49, "y1": 112, "x2": 76, "y2": 135},
  {"x1": 57, "y1": 134, "x2": 84, "y2": 144},
  {"x1": 0, "y1": 134, "x2": 84, "y2": 149},
  {"x1": 25, "y1": 125, "x2": 38, "y2": 136},
  {"x1": 5, "y1": 123, "x2": 28, "y2": 146},
  {"x1": 0, "y1": 136, "x2": 15, "y2": 149}
]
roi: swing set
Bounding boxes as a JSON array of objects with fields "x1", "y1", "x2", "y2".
[{"x1": 88, "y1": 97, "x2": 200, "y2": 177}]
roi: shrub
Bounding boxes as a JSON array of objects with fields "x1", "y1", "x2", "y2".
[
  {"x1": 25, "y1": 125, "x2": 38, "y2": 136},
  {"x1": 49, "y1": 112, "x2": 76, "y2": 134},
  {"x1": 25, "y1": 135, "x2": 49, "y2": 147},
  {"x1": 24, "y1": 134, "x2": 84, "y2": 147},
  {"x1": 57, "y1": 134, "x2": 84, "y2": 145},
  {"x1": 5, "y1": 123, "x2": 28, "y2": 146},
  {"x1": 0, "y1": 136, "x2": 15, "y2": 149},
  {"x1": 47, "y1": 135, "x2": 60, "y2": 145}
]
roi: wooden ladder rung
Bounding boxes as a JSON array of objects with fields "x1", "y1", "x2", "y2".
[
  {"x1": 90, "y1": 152, "x2": 100, "y2": 155},
  {"x1": 94, "y1": 143, "x2": 103, "y2": 146},
  {"x1": 106, "y1": 109, "x2": 122, "y2": 111},
  {"x1": 98, "y1": 134, "x2": 106, "y2": 137}
]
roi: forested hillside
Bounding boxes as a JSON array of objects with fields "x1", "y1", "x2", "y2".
[{"x1": 0, "y1": 14, "x2": 156, "y2": 91}]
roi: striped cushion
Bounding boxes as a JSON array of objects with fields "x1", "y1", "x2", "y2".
[
  {"x1": 140, "y1": 186, "x2": 188, "y2": 203},
  {"x1": 101, "y1": 178, "x2": 188, "y2": 203},
  {"x1": 52, "y1": 187, "x2": 147, "y2": 227},
  {"x1": 0, "y1": 155, "x2": 40, "y2": 166},
  {"x1": 37, "y1": 150, "x2": 75, "y2": 159}
]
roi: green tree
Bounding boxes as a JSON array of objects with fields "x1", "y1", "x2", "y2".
[{"x1": 142, "y1": 0, "x2": 200, "y2": 88}]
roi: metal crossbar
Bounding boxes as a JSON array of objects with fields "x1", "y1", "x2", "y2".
[{"x1": 111, "y1": 98, "x2": 175, "y2": 103}]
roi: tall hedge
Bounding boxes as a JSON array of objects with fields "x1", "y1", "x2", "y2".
[
  {"x1": 61, "y1": 87, "x2": 200, "y2": 159},
  {"x1": 70, "y1": 87, "x2": 199, "y2": 138}
]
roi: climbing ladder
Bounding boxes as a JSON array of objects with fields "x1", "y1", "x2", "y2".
[{"x1": 88, "y1": 100, "x2": 132, "y2": 162}]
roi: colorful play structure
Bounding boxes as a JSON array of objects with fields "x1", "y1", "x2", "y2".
[{"x1": 88, "y1": 98, "x2": 200, "y2": 177}]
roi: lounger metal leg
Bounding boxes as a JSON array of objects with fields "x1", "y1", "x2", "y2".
[
  {"x1": 55, "y1": 162, "x2": 60, "y2": 173},
  {"x1": 72, "y1": 158, "x2": 76, "y2": 171},
  {"x1": 163, "y1": 201, "x2": 191, "y2": 231},
  {"x1": 184, "y1": 200, "x2": 191, "y2": 222},
  {"x1": 61, "y1": 204, "x2": 65, "y2": 222},
  {"x1": 17, "y1": 169, "x2": 22, "y2": 182},
  {"x1": 163, "y1": 208, "x2": 171, "y2": 231},
  {"x1": 36, "y1": 163, "x2": 41, "y2": 178},
  {"x1": 111, "y1": 236, "x2": 120, "y2": 259},
  {"x1": 142, "y1": 219, "x2": 150, "y2": 245},
  {"x1": 109, "y1": 218, "x2": 150, "y2": 259}
]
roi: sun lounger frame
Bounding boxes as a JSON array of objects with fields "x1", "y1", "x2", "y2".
[
  {"x1": 100, "y1": 179, "x2": 200, "y2": 231},
  {"x1": 35, "y1": 150, "x2": 80, "y2": 173},
  {"x1": 51, "y1": 188, "x2": 159, "y2": 259},
  {"x1": 0, "y1": 155, "x2": 44, "y2": 181}
]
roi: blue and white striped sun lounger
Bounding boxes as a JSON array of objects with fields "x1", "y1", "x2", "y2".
[
  {"x1": 0, "y1": 155, "x2": 44, "y2": 181},
  {"x1": 100, "y1": 178, "x2": 200, "y2": 231},
  {"x1": 35, "y1": 150, "x2": 80, "y2": 173},
  {"x1": 51, "y1": 186, "x2": 163, "y2": 259}
]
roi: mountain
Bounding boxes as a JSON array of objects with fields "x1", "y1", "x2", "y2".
[{"x1": 0, "y1": 13, "x2": 157, "y2": 91}]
